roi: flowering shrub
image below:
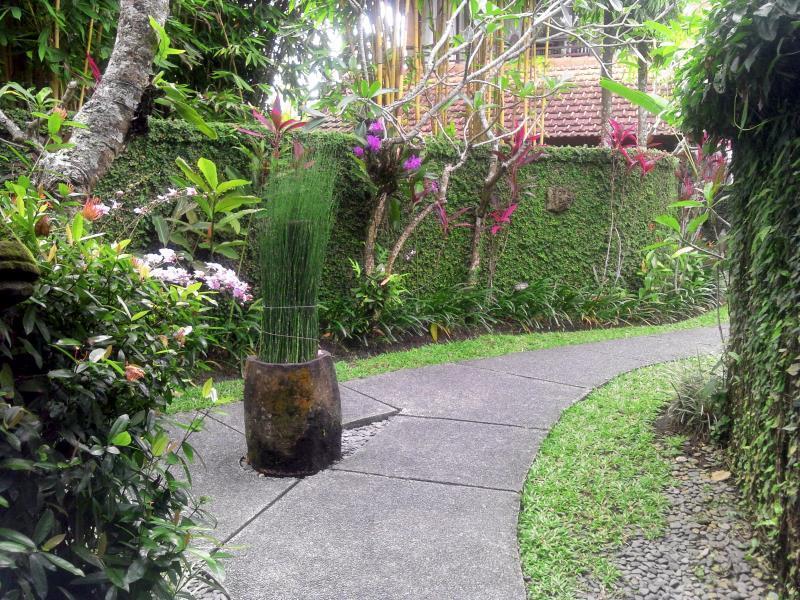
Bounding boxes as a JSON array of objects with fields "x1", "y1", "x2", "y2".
[
  {"x1": 136, "y1": 248, "x2": 253, "y2": 302},
  {"x1": 0, "y1": 171, "x2": 228, "y2": 596}
]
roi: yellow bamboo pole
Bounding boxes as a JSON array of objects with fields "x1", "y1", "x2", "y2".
[
  {"x1": 539, "y1": 19, "x2": 550, "y2": 143},
  {"x1": 414, "y1": 4, "x2": 421, "y2": 124},
  {"x1": 375, "y1": 2, "x2": 385, "y2": 106},
  {"x1": 51, "y1": 0, "x2": 61, "y2": 100},
  {"x1": 78, "y1": 18, "x2": 96, "y2": 109}
]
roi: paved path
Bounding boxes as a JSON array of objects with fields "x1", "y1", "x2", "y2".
[{"x1": 185, "y1": 326, "x2": 725, "y2": 599}]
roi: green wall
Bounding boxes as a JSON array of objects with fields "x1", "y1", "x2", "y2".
[{"x1": 94, "y1": 119, "x2": 677, "y2": 299}]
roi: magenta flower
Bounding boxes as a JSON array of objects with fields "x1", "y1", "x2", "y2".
[
  {"x1": 366, "y1": 135, "x2": 382, "y2": 152},
  {"x1": 368, "y1": 119, "x2": 384, "y2": 134},
  {"x1": 353, "y1": 146, "x2": 365, "y2": 158},
  {"x1": 403, "y1": 155, "x2": 422, "y2": 171}
]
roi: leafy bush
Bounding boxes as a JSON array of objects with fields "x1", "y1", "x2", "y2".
[
  {"x1": 1, "y1": 171, "x2": 226, "y2": 597},
  {"x1": 667, "y1": 356, "x2": 728, "y2": 440}
]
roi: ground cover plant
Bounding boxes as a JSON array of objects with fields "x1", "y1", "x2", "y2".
[
  {"x1": 517, "y1": 359, "x2": 715, "y2": 599},
  {"x1": 168, "y1": 308, "x2": 727, "y2": 414}
]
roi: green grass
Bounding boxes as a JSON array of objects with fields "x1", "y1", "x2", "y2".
[
  {"x1": 167, "y1": 307, "x2": 727, "y2": 414},
  {"x1": 517, "y1": 361, "x2": 696, "y2": 599}
]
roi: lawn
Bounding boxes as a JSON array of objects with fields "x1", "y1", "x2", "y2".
[
  {"x1": 168, "y1": 308, "x2": 727, "y2": 414},
  {"x1": 517, "y1": 359, "x2": 716, "y2": 598}
]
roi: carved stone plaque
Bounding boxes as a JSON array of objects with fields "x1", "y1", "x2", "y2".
[{"x1": 546, "y1": 187, "x2": 575, "y2": 213}]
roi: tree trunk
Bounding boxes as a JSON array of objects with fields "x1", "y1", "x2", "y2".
[
  {"x1": 637, "y1": 41, "x2": 649, "y2": 144},
  {"x1": 385, "y1": 202, "x2": 436, "y2": 275},
  {"x1": 599, "y1": 9, "x2": 614, "y2": 140},
  {"x1": 363, "y1": 191, "x2": 389, "y2": 276},
  {"x1": 38, "y1": 0, "x2": 169, "y2": 192},
  {"x1": 466, "y1": 159, "x2": 505, "y2": 286}
]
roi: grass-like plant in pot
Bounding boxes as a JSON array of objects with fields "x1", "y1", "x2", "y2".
[{"x1": 243, "y1": 159, "x2": 342, "y2": 476}]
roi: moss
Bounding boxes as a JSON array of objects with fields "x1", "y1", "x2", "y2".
[{"x1": 94, "y1": 119, "x2": 676, "y2": 300}]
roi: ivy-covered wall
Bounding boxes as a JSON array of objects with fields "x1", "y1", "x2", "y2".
[
  {"x1": 681, "y1": 1, "x2": 800, "y2": 595},
  {"x1": 94, "y1": 119, "x2": 677, "y2": 300}
]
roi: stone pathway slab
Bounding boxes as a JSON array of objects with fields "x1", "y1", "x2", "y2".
[
  {"x1": 223, "y1": 470, "x2": 525, "y2": 600},
  {"x1": 344, "y1": 364, "x2": 585, "y2": 427},
  {"x1": 182, "y1": 326, "x2": 726, "y2": 599},
  {"x1": 175, "y1": 416, "x2": 296, "y2": 541},
  {"x1": 205, "y1": 385, "x2": 397, "y2": 434},
  {"x1": 336, "y1": 414, "x2": 545, "y2": 490}
]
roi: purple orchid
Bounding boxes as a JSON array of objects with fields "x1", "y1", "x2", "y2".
[
  {"x1": 353, "y1": 146, "x2": 365, "y2": 158},
  {"x1": 366, "y1": 135, "x2": 382, "y2": 152},
  {"x1": 403, "y1": 155, "x2": 422, "y2": 171}
]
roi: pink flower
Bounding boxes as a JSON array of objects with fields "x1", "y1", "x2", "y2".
[
  {"x1": 403, "y1": 155, "x2": 422, "y2": 171},
  {"x1": 366, "y1": 135, "x2": 381, "y2": 152},
  {"x1": 353, "y1": 146, "x2": 365, "y2": 158},
  {"x1": 368, "y1": 119, "x2": 384, "y2": 134}
]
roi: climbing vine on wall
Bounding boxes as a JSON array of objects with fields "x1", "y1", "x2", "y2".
[{"x1": 681, "y1": 1, "x2": 800, "y2": 595}]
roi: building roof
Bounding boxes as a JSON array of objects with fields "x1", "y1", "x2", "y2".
[{"x1": 317, "y1": 56, "x2": 675, "y2": 147}]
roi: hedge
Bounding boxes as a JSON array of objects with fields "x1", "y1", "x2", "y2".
[
  {"x1": 92, "y1": 119, "x2": 677, "y2": 300},
  {"x1": 681, "y1": 1, "x2": 800, "y2": 595}
]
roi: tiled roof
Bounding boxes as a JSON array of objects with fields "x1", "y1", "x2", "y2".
[{"x1": 315, "y1": 56, "x2": 674, "y2": 145}]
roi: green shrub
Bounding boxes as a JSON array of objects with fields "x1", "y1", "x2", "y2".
[
  {"x1": 92, "y1": 120, "x2": 678, "y2": 300},
  {"x1": 1, "y1": 174, "x2": 226, "y2": 597},
  {"x1": 666, "y1": 356, "x2": 728, "y2": 439}
]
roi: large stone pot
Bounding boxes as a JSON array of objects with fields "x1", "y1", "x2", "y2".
[
  {"x1": 0, "y1": 240, "x2": 40, "y2": 311},
  {"x1": 243, "y1": 351, "x2": 342, "y2": 476}
]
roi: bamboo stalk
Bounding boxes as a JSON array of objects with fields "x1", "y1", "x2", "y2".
[
  {"x1": 375, "y1": 1, "x2": 384, "y2": 106},
  {"x1": 51, "y1": 0, "x2": 61, "y2": 99},
  {"x1": 414, "y1": 4, "x2": 421, "y2": 124},
  {"x1": 539, "y1": 19, "x2": 550, "y2": 143},
  {"x1": 78, "y1": 19, "x2": 95, "y2": 109}
]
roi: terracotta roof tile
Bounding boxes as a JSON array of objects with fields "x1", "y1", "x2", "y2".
[{"x1": 314, "y1": 56, "x2": 674, "y2": 145}]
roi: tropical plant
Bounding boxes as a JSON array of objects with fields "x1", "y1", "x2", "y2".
[
  {"x1": 148, "y1": 156, "x2": 259, "y2": 261},
  {"x1": 0, "y1": 171, "x2": 227, "y2": 597},
  {"x1": 257, "y1": 159, "x2": 337, "y2": 363}
]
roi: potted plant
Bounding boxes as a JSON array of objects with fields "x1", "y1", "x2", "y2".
[{"x1": 243, "y1": 160, "x2": 342, "y2": 476}]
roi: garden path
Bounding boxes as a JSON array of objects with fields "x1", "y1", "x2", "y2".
[{"x1": 185, "y1": 326, "x2": 724, "y2": 599}]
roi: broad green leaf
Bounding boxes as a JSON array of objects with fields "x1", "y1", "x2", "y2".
[
  {"x1": 196, "y1": 157, "x2": 219, "y2": 190},
  {"x1": 151, "y1": 215, "x2": 171, "y2": 246},
  {"x1": 653, "y1": 214, "x2": 681, "y2": 233}
]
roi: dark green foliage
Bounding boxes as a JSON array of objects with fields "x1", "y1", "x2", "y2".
[
  {"x1": 682, "y1": 2, "x2": 800, "y2": 595},
  {"x1": 679, "y1": 0, "x2": 800, "y2": 140},
  {"x1": 321, "y1": 267, "x2": 718, "y2": 347},
  {"x1": 94, "y1": 120, "x2": 676, "y2": 303},
  {"x1": 0, "y1": 240, "x2": 224, "y2": 598},
  {"x1": 667, "y1": 356, "x2": 728, "y2": 439},
  {"x1": 257, "y1": 161, "x2": 336, "y2": 363}
]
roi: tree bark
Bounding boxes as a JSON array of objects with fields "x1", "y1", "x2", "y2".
[
  {"x1": 385, "y1": 202, "x2": 436, "y2": 275},
  {"x1": 37, "y1": 0, "x2": 169, "y2": 192},
  {"x1": 599, "y1": 9, "x2": 614, "y2": 139},
  {"x1": 467, "y1": 159, "x2": 505, "y2": 286},
  {"x1": 637, "y1": 41, "x2": 649, "y2": 144},
  {"x1": 363, "y1": 191, "x2": 389, "y2": 276}
]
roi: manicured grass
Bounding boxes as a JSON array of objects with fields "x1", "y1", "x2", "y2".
[
  {"x1": 167, "y1": 307, "x2": 727, "y2": 414},
  {"x1": 517, "y1": 361, "x2": 703, "y2": 599}
]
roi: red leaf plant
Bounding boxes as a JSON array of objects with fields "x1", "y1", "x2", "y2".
[
  {"x1": 489, "y1": 203, "x2": 518, "y2": 235},
  {"x1": 87, "y1": 53, "x2": 102, "y2": 83},
  {"x1": 238, "y1": 97, "x2": 308, "y2": 158}
]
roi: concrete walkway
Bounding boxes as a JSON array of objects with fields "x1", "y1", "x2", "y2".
[{"x1": 185, "y1": 326, "x2": 724, "y2": 599}]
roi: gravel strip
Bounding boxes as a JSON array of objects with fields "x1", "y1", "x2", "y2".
[{"x1": 580, "y1": 441, "x2": 778, "y2": 600}]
